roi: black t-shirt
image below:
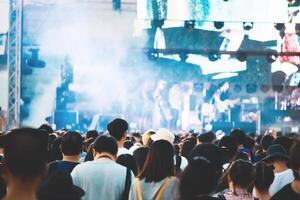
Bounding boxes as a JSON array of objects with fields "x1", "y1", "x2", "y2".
[
  {"x1": 48, "y1": 160, "x2": 79, "y2": 174},
  {"x1": 271, "y1": 183, "x2": 300, "y2": 200}
]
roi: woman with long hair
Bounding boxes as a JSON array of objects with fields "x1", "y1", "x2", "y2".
[{"x1": 129, "y1": 140, "x2": 179, "y2": 200}]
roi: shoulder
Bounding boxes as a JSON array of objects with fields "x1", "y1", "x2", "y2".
[{"x1": 271, "y1": 184, "x2": 293, "y2": 200}]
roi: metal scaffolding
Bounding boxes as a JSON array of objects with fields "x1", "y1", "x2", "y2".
[{"x1": 6, "y1": 0, "x2": 22, "y2": 130}]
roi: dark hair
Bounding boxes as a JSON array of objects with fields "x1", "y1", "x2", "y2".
[
  {"x1": 180, "y1": 157, "x2": 218, "y2": 200},
  {"x1": 85, "y1": 130, "x2": 98, "y2": 140},
  {"x1": 107, "y1": 118, "x2": 128, "y2": 141},
  {"x1": 133, "y1": 147, "x2": 149, "y2": 173},
  {"x1": 117, "y1": 154, "x2": 138, "y2": 176},
  {"x1": 190, "y1": 144, "x2": 223, "y2": 179},
  {"x1": 138, "y1": 140, "x2": 174, "y2": 182},
  {"x1": 273, "y1": 136, "x2": 293, "y2": 154},
  {"x1": 124, "y1": 140, "x2": 133, "y2": 150},
  {"x1": 289, "y1": 141, "x2": 300, "y2": 180},
  {"x1": 229, "y1": 159, "x2": 255, "y2": 190},
  {"x1": 61, "y1": 132, "x2": 83, "y2": 156},
  {"x1": 181, "y1": 138, "x2": 197, "y2": 160},
  {"x1": 218, "y1": 136, "x2": 238, "y2": 163},
  {"x1": 93, "y1": 136, "x2": 118, "y2": 156},
  {"x1": 230, "y1": 129, "x2": 246, "y2": 145},
  {"x1": 48, "y1": 137, "x2": 63, "y2": 162},
  {"x1": 243, "y1": 136, "x2": 255, "y2": 150},
  {"x1": 261, "y1": 135, "x2": 274, "y2": 151},
  {"x1": 38, "y1": 124, "x2": 54, "y2": 134},
  {"x1": 4, "y1": 128, "x2": 48, "y2": 180},
  {"x1": 198, "y1": 132, "x2": 216, "y2": 143},
  {"x1": 254, "y1": 162, "x2": 274, "y2": 193}
]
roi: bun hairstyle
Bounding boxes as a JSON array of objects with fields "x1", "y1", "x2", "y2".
[{"x1": 254, "y1": 162, "x2": 274, "y2": 193}]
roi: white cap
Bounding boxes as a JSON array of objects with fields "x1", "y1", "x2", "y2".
[{"x1": 150, "y1": 128, "x2": 175, "y2": 144}]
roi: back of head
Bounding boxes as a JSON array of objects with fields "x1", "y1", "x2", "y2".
[
  {"x1": 243, "y1": 136, "x2": 255, "y2": 150},
  {"x1": 218, "y1": 136, "x2": 238, "y2": 162},
  {"x1": 273, "y1": 136, "x2": 293, "y2": 154},
  {"x1": 180, "y1": 157, "x2": 218, "y2": 200},
  {"x1": 230, "y1": 129, "x2": 246, "y2": 146},
  {"x1": 116, "y1": 154, "x2": 138, "y2": 176},
  {"x1": 254, "y1": 162, "x2": 274, "y2": 193},
  {"x1": 38, "y1": 124, "x2": 54, "y2": 135},
  {"x1": 133, "y1": 147, "x2": 149, "y2": 172},
  {"x1": 139, "y1": 140, "x2": 174, "y2": 182},
  {"x1": 289, "y1": 141, "x2": 300, "y2": 180},
  {"x1": 93, "y1": 135, "x2": 118, "y2": 156},
  {"x1": 197, "y1": 131, "x2": 216, "y2": 144},
  {"x1": 142, "y1": 130, "x2": 155, "y2": 147},
  {"x1": 190, "y1": 144, "x2": 223, "y2": 179},
  {"x1": 85, "y1": 130, "x2": 98, "y2": 140},
  {"x1": 4, "y1": 128, "x2": 48, "y2": 180},
  {"x1": 261, "y1": 135, "x2": 274, "y2": 151},
  {"x1": 107, "y1": 118, "x2": 128, "y2": 141},
  {"x1": 61, "y1": 132, "x2": 83, "y2": 156},
  {"x1": 181, "y1": 138, "x2": 197, "y2": 160},
  {"x1": 229, "y1": 159, "x2": 255, "y2": 189}
]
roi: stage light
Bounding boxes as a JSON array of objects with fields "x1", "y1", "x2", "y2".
[
  {"x1": 233, "y1": 84, "x2": 242, "y2": 93},
  {"x1": 27, "y1": 48, "x2": 46, "y2": 68},
  {"x1": 151, "y1": 19, "x2": 164, "y2": 29},
  {"x1": 236, "y1": 51, "x2": 247, "y2": 62},
  {"x1": 266, "y1": 51, "x2": 278, "y2": 63},
  {"x1": 246, "y1": 83, "x2": 257, "y2": 94},
  {"x1": 208, "y1": 51, "x2": 219, "y2": 61},
  {"x1": 214, "y1": 21, "x2": 224, "y2": 29},
  {"x1": 243, "y1": 22, "x2": 253, "y2": 31},
  {"x1": 184, "y1": 20, "x2": 195, "y2": 29},
  {"x1": 274, "y1": 23, "x2": 285, "y2": 31}
]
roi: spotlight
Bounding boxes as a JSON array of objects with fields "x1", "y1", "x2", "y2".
[
  {"x1": 236, "y1": 51, "x2": 247, "y2": 62},
  {"x1": 147, "y1": 52, "x2": 159, "y2": 60},
  {"x1": 243, "y1": 22, "x2": 253, "y2": 31},
  {"x1": 266, "y1": 51, "x2": 278, "y2": 63},
  {"x1": 151, "y1": 19, "x2": 164, "y2": 29},
  {"x1": 246, "y1": 83, "x2": 257, "y2": 94},
  {"x1": 274, "y1": 23, "x2": 285, "y2": 31},
  {"x1": 214, "y1": 21, "x2": 224, "y2": 29},
  {"x1": 184, "y1": 20, "x2": 195, "y2": 29},
  {"x1": 208, "y1": 51, "x2": 219, "y2": 61}
]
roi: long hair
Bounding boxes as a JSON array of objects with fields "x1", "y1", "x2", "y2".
[{"x1": 138, "y1": 140, "x2": 174, "y2": 182}]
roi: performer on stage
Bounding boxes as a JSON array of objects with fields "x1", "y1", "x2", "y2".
[{"x1": 213, "y1": 82, "x2": 231, "y2": 122}]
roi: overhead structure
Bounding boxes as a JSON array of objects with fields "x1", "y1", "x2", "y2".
[{"x1": 6, "y1": 0, "x2": 23, "y2": 130}]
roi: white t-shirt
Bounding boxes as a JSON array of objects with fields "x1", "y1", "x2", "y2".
[
  {"x1": 71, "y1": 159, "x2": 134, "y2": 200},
  {"x1": 118, "y1": 147, "x2": 132, "y2": 157},
  {"x1": 129, "y1": 177, "x2": 180, "y2": 200},
  {"x1": 269, "y1": 169, "x2": 294, "y2": 196}
]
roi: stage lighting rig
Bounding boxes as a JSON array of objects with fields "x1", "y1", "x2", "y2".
[
  {"x1": 184, "y1": 20, "x2": 195, "y2": 29},
  {"x1": 214, "y1": 21, "x2": 224, "y2": 29},
  {"x1": 243, "y1": 22, "x2": 253, "y2": 31}
]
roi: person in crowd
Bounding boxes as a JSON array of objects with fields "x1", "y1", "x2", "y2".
[
  {"x1": 173, "y1": 144, "x2": 188, "y2": 177},
  {"x1": 230, "y1": 129, "x2": 246, "y2": 150},
  {"x1": 271, "y1": 141, "x2": 300, "y2": 200},
  {"x1": 218, "y1": 136, "x2": 238, "y2": 170},
  {"x1": 180, "y1": 156, "x2": 223, "y2": 200},
  {"x1": 129, "y1": 140, "x2": 180, "y2": 200},
  {"x1": 48, "y1": 137, "x2": 63, "y2": 163},
  {"x1": 198, "y1": 131, "x2": 217, "y2": 144},
  {"x1": 107, "y1": 118, "x2": 131, "y2": 156},
  {"x1": 133, "y1": 147, "x2": 149, "y2": 174},
  {"x1": 222, "y1": 159, "x2": 256, "y2": 200},
  {"x1": 117, "y1": 154, "x2": 138, "y2": 176},
  {"x1": 263, "y1": 144, "x2": 294, "y2": 196},
  {"x1": 256, "y1": 135, "x2": 274, "y2": 161},
  {"x1": 37, "y1": 171, "x2": 85, "y2": 200},
  {"x1": 241, "y1": 136, "x2": 256, "y2": 162},
  {"x1": 85, "y1": 130, "x2": 98, "y2": 141},
  {"x1": 181, "y1": 137, "x2": 197, "y2": 161},
  {"x1": 124, "y1": 140, "x2": 134, "y2": 150},
  {"x1": 71, "y1": 135, "x2": 134, "y2": 200},
  {"x1": 253, "y1": 162, "x2": 274, "y2": 200},
  {"x1": 129, "y1": 133, "x2": 143, "y2": 154},
  {"x1": 3, "y1": 128, "x2": 48, "y2": 200},
  {"x1": 150, "y1": 128, "x2": 175, "y2": 145},
  {"x1": 48, "y1": 132, "x2": 83, "y2": 174},
  {"x1": 273, "y1": 136, "x2": 293, "y2": 154},
  {"x1": 142, "y1": 130, "x2": 155, "y2": 147}
]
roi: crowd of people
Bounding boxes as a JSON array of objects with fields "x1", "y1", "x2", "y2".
[{"x1": 0, "y1": 118, "x2": 299, "y2": 200}]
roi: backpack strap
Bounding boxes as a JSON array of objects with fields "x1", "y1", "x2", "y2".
[
  {"x1": 122, "y1": 168, "x2": 132, "y2": 200},
  {"x1": 154, "y1": 177, "x2": 172, "y2": 200}
]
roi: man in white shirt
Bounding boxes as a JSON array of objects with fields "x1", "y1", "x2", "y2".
[
  {"x1": 107, "y1": 118, "x2": 131, "y2": 156},
  {"x1": 71, "y1": 135, "x2": 134, "y2": 200},
  {"x1": 263, "y1": 144, "x2": 294, "y2": 196}
]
